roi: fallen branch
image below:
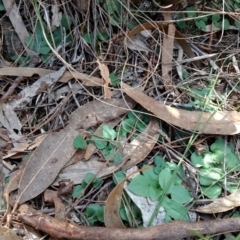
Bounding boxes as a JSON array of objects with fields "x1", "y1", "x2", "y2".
[{"x1": 17, "y1": 204, "x2": 240, "y2": 240}]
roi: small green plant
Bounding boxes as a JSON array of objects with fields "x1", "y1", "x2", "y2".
[
  {"x1": 73, "y1": 107, "x2": 151, "y2": 163},
  {"x1": 0, "y1": 0, "x2": 4, "y2": 11},
  {"x1": 82, "y1": 204, "x2": 104, "y2": 226},
  {"x1": 176, "y1": 6, "x2": 236, "y2": 31},
  {"x1": 72, "y1": 172, "x2": 103, "y2": 198},
  {"x1": 13, "y1": 14, "x2": 72, "y2": 64},
  {"x1": 128, "y1": 156, "x2": 192, "y2": 222},
  {"x1": 191, "y1": 137, "x2": 240, "y2": 198}
]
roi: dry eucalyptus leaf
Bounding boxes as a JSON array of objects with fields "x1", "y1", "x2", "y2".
[
  {"x1": 104, "y1": 178, "x2": 126, "y2": 228},
  {"x1": 122, "y1": 118, "x2": 159, "y2": 170},
  {"x1": 195, "y1": 190, "x2": 240, "y2": 214},
  {"x1": 0, "y1": 103, "x2": 23, "y2": 145},
  {"x1": 121, "y1": 82, "x2": 240, "y2": 135},
  {"x1": 11, "y1": 98, "x2": 134, "y2": 210},
  {"x1": 0, "y1": 67, "x2": 103, "y2": 86},
  {"x1": 97, "y1": 60, "x2": 112, "y2": 99},
  {"x1": 9, "y1": 66, "x2": 66, "y2": 109}
]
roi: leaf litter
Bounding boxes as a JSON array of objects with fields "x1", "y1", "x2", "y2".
[{"x1": 2, "y1": 1, "x2": 240, "y2": 239}]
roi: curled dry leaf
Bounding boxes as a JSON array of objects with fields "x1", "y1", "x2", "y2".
[
  {"x1": 122, "y1": 118, "x2": 159, "y2": 170},
  {"x1": 121, "y1": 82, "x2": 240, "y2": 135},
  {"x1": 195, "y1": 190, "x2": 240, "y2": 214},
  {"x1": 44, "y1": 189, "x2": 65, "y2": 220},
  {"x1": 9, "y1": 66, "x2": 66, "y2": 109},
  {"x1": 97, "y1": 59, "x2": 112, "y2": 99},
  {"x1": 104, "y1": 178, "x2": 126, "y2": 228},
  {"x1": 10, "y1": 98, "x2": 133, "y2": 211}
]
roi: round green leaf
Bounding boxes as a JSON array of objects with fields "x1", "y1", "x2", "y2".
[
  {"x1": 202, "y1": 184, "x2": 222, "y2": 198},
  {"x1": 102, "y1": 125, "x2": 116, "y2": 140},
  {"x1": 72, "y1": 185, "x2": 84, "y2": 198},
  {"x1": 159, "y1": 168, "x2": 174, "y2": 193},
  {"x1": 91, "y1": 136, "x2": 107, "y2": 149},
  {"x1": 74, "y1": 135, "x2": 87, "y2": 149},
  {"x1": 171, "y1": 185, "x2": 192, "y2": 204}
]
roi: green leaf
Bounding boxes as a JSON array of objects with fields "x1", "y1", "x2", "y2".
[
  {"x1": 171, "y1": 185, "x2": 192, "y2": 204},
  {"x1": 186, "y1": 6, "x2": 196, "y2": 17},
  {"x1": 72, "y1": 185, "x2": 84, "y2": 198},
  {"x1": 113, "y1": 151, "x2": 122, "y2": 163},
  {"x1": 149, "y1": 184, "x2": 163, "y2": 200},
  {"x1": 199, "y1": 168, "x2": 222, "y2": 186},
  {"x1": 195, "y1": 20, "x2": 206, "y2": 31},
  {"x1": 226, "y1": 153, "x2": 240, "y2": 171},
  {"x1": 83, "y1": 172, "x2": 95, "y2": 184},
  {"x1": 142, "y1": 166, "x2": 158, "y2": 182},
  {"x1": 223, "y1": 19, "x2": 230, "y2": 30},
  {"x1": 176, "y1": 20, "x2": 186, "y2": 29},
  {"x1": 109, "y1": 73, "x2": 120, "y2": 86},
  {"x1": 154, "y1": 156, "x2": 166, "y2": 167},
  {"x1": 73, "y1": 135, "x2": 87, "y2": 149},
  {"x1": 0, "y1": 3, "x2": 5, "y2": 11},
  {"x1": 234, "y1": 20, "x2": 240, "y2": 29},
  {"x1": 102, "y1": 144, "x2": 115, "y2": 159},
  {"x1": 85, "y1": 204, "x2": 101, "y2": 217},
  {"x1": 83, "y1": 33, "x2": 94, "y2": 44},
  {"x1": 212, "y1": 14, "x2": 221, "y2": 23},
  {"x1": 102, "y1": 125, "x2": 117, "y2": 140},
  {"x1": 202, "y1": 184, "x2": 222, "y2": 198},
  {"x1": 91, "y1": 136, "x2": 107, "y2": 149},
  {"x1": 61, "y1": 13, "x2": 72, "y2": 30},
  {"x1": 96, "y1": 206, "x2": 104, "y2": 222},
  {"x1": 191, "y1": 152, "x2": 204, "y2": 168},
  {"x1": 113, "y1": 171, "x2": 125, "y2": 184},
  {"x1": 97, "y1": 31, "x2": 109, "y2": 41},
  {"x1": 92, "y1": 178, "x2": 103, "y2": 188},
  {"x1": 128, "y1": 175, "x2": 151, "y2": 197},
  {"x1": 39, "y1": 45, "x2": 51, "y2": 54},
  {"x1": 159, "y1": 168, "x2": 174, "y2": 193},
  {"x1": 121, "y1": 118, "x2": 135, "y2": 132},
  {"x1": 162, "y1": 197, "x2": 189, "y2": 220}
]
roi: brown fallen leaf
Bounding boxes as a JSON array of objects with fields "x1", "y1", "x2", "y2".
[
  {"x1": 161, "y1": 12, "x2": 175, "y2": 89},
  {"x1": 3, "y1": 134, "x2": 47, "y2": 159},
  {"x1": 44, "y1": 189, "x2": 66, "y2": 220},
  {"x1": 104, "y1": 178, "x2": 126, "y2": 228},
  {"x1": 195, "y1": 190, "x2": 240, "y2": 214},
  {"x1": 121, "y1": 82, "x2": 240, "y2": 135},
  {"x1": 97, "y1": 60, "x2": 112, "y2": 99},
  {"x1": 122, "y1": 118, "x2": 159, "y2": 170},
  {"x1": 8, "y1": 66, "x2": 66, "y2": 109},
  {"x1": 11, "y1": 98, "x2": 133, "y2": 211},
  {"x1": 0, "y1": 67, "x2": 103, "y2": 86}
]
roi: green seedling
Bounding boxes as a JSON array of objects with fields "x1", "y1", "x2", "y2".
[
  {"x1": 13, "y1": 13, "x2": 72, "y2": 64},
  {"x1": 72, "y1": 172, "x2": 103, "y2": 198},
  {"x1": 191, "y1": 137, "x2": 240, "y2": 198},
  {"x1": 83, "y1": 204, "x2": 104, "y2": 226},
  {"x1": 128, "y1": 156, "x2": 192, "y2": 222}
]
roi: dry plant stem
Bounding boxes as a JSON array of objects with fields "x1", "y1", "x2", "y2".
[
  {"x1": 0, "y1": 76, "x2": 25, "y2": 103},
  {"x1": 161, "y1": 12, "x2": 175, "y2": 90},
  {"x1": 17, "y1": 204, "x2": 240, "y2": 240}
]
